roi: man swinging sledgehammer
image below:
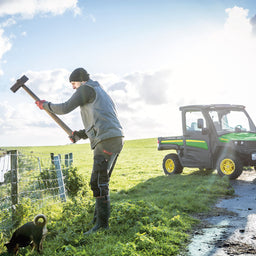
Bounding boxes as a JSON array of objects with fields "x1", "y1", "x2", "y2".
[{"x1": 36, "y1": 68, "x2": 124, "y2": 234}]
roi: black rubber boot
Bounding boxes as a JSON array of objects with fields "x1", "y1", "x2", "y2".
[
  {"x1": 85, "y1": 196, "x2": 110, "y2": 235},
  {"x1": 90, "y1": 206, "x2": 97, "y2": 225}
]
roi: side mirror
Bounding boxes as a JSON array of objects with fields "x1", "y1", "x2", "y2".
[{"x1": 197, "y1": 118, "x2": 204, "y2": 129}]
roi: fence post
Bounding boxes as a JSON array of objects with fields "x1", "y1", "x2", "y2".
[
  {"x1": 53, "y1": 155, "x2": 66, "y2": 202},
  {"x1": 65, "y1": 153, "x2": 73, "y2": 167},
  {"x1": 69, "y1": 153, "x2": 73, "y2": 166},
  {"x1": 8, "y1": 150, "x2": 19, "y2": 227},
  {"x1": 65, "y1": 154, "x2": 68, "y2": 167},
  {"x1": 50, "y1": 153, "x2": 55, "y2": 165}
]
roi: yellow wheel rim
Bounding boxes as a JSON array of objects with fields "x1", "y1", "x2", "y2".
[
  {"x1": 165, "y1": 159, "x2": 175, "y2": 173},
  {"x1": 220, "y1": 158, "x2": 235, "y2": 175}
]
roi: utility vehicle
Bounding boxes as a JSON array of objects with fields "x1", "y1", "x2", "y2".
[{"x1": 158, "y1": 104, "x2": 256, "y2": 179}]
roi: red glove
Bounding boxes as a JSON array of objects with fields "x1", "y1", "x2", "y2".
[{"x1": 35, "y1": 100, "x2": 46, "y2": 110}]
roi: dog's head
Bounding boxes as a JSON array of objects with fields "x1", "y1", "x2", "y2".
[{"x1": 4, "y1": 242, "x2": 19, "y2": 255}]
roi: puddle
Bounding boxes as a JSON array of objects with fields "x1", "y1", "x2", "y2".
[
  {"x1": 185, "y1": 170, "x2": 256, "y2": 256},
  {"x1": 187, "y1": 220, "x2": 229, "y2": 256}
]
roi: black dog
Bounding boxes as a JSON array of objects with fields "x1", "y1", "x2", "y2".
[{"x1": 5, "y1": 214, "x2": 47, "y2": 255}]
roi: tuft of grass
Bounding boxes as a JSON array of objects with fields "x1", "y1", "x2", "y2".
[{"x1": 0, "y1": 138, "x2": 233, "y2": 255}]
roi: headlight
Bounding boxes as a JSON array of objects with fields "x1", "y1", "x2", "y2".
[{"x1": 233, "y1": 141, "x2": 244, "y2": 146}]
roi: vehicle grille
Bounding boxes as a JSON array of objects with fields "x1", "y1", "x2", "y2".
[{"x1": 238, "y1": 141, "x2": 256, "y2": 153}]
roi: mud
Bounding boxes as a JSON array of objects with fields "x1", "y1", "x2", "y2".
[{"x1": 185, "y1": 169, "x2": 256, "y2": 256}]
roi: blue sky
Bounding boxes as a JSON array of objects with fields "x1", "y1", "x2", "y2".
[{"x1": 1, "y1": 0, "x2": 256, "y2": 146}]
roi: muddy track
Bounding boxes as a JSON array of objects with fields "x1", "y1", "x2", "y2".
[{"x1": 184, "y1": 170, "x2": 256, "y2": 256}]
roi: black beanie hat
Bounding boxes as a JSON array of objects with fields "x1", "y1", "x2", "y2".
[{"x1": 69, "y1": 68, "x2": 89, "y2": 82}]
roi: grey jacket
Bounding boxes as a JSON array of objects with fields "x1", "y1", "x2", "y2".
[{"x1": 44, "y1": 79, "x2": 124, "y2": 149}]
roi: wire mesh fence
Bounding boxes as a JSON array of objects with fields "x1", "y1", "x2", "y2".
[{"x1": 0, "y1": 149, "x2": 73, "y2": 231}]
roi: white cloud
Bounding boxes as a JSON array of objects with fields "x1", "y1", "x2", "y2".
[
  {"x1": 0, "y1": 28, "x2": 12, "y2": 74},
  {"x1": 125, "y1": 69, "x2": 172, "y2": 105},
  {"x1": 0, "y1": 18, "x2": 16, "y2": 28},
  {"x1": 0, "y1": 29, "x2": 12, "y2": 58},
  {"x1": 25, "y1": 69, "x2": 72, "y2": 100},
  {"x1": 0, "y1": 0, "x2": 80, "y2": 19},
  {"x1": 225, "y1": 6, "x2": 251, "y2": 36}
]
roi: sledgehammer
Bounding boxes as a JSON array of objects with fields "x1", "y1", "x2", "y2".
[{"x1": 10, "y1": 75, "x2": 79, "y2": 142}]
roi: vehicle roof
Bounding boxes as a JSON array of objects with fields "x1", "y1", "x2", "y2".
[{"x1": 179, "y1": 104, "x2": 245, "y2": 111}]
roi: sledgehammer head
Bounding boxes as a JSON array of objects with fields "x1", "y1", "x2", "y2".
[{"x1": 10, "y1": 75, "x2": 29, "y2": 93}]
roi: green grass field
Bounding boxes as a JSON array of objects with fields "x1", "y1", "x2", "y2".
[{"x1": 0, "y1": 138, "x2": 233, "y2": 255}]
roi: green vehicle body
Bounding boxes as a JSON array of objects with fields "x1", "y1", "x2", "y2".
[{"x1": 158, "y1": 104, "x2": 256, "y2": 179}]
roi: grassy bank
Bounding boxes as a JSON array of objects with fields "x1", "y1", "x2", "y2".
[{"x1": 0, "y1": 138, "x2": 233, "y2": 255}]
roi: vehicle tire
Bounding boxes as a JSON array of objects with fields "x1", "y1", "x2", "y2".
[
  {"x1": 216, "y1": 155, "x2": 243, "y2": 179},
  {"x1": 162, "y1": 153, "x2": 183, "y2": 175}
]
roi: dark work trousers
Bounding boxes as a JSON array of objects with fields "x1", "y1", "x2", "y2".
[{"x1": 90, "y1": 137, "x2": 123, "y2": 197}]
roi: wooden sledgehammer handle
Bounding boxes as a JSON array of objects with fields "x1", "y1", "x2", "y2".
[
  {"x1": 22, "y1": 84, "x2": 73, "y2": 136},
  {"x1": 10, "y1": 75, "x2": 76, "y2": 139}
]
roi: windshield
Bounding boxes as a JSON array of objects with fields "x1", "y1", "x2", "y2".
[{"x1": 209, "y1": 110, "x2": 254, "y2": 133}]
